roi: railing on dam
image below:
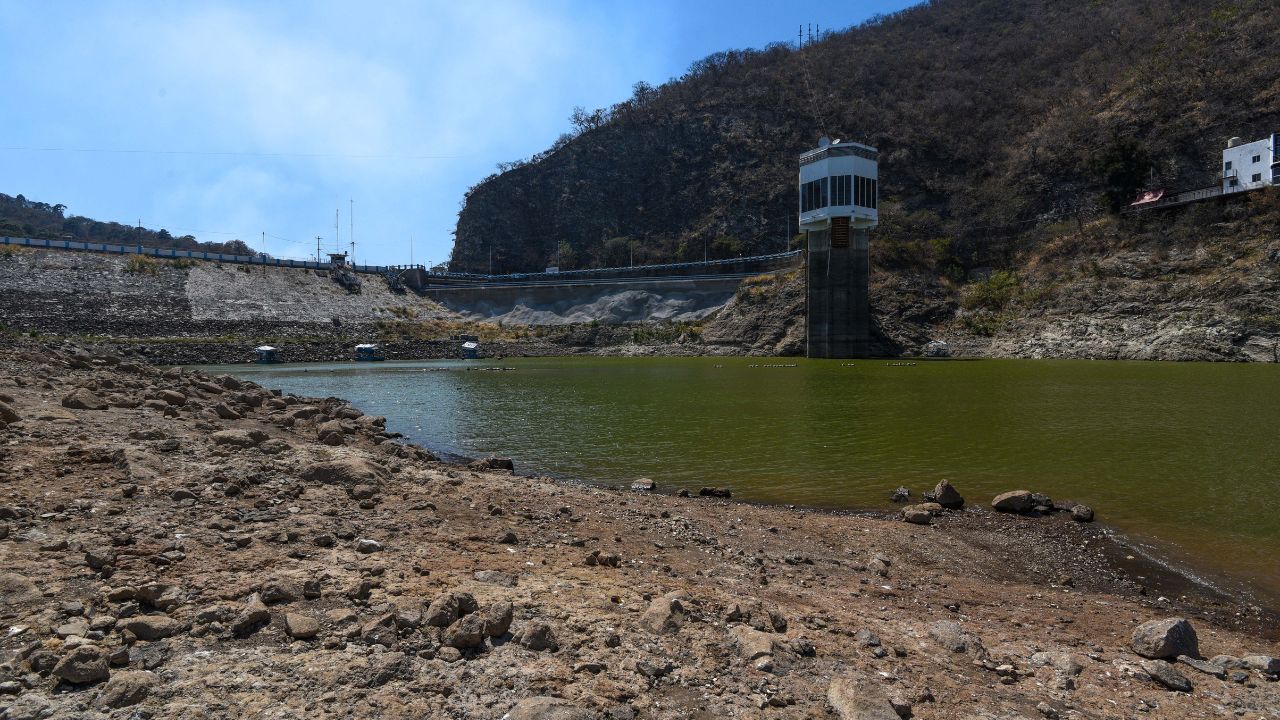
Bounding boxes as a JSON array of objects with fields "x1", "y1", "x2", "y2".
[
  {"x1": 2, "y1": 235, "x2": 802, "y2": 287},
  {"x1": 415, "y1": 250, "x2": 804, "y2": 288},
  {"x1": 0, "y1": 236, "x2": 392, "y2": 274}
]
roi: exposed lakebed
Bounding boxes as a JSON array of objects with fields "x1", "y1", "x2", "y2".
[{"x1": 204, "y1": 356, "x2": 1280, "y2": 604}]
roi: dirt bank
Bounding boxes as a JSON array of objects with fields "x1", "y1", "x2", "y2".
[{"x1": 0, "y1": 339, "x2": 1277, "y2": 719}]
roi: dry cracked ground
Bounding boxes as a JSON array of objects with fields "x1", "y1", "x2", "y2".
[{"x1": 0, "y1": 339, "x2": 1277, "y2": 719}]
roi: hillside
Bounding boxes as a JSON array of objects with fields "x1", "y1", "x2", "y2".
[
  {"x1": 451, "y1": 0, "x2": 1280, "y2": 277},
  {"x1": 0, "y1": 193, "x2": 257, "y2": 256}
]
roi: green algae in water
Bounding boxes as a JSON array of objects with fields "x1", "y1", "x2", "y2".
[{"x1": 208, "y1": 356, "x2": 1280, "y2": 602}]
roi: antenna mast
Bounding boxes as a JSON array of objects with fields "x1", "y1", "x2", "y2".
[
  {"x1": 315, "y1": 236, "x2": 322, "y2": 263},
  {"x1": 349, "y1": 199, "x2": 355, "y2": 265},
  {"x1": 334, "y1": 209, "x2": 340, "y2": 254}
]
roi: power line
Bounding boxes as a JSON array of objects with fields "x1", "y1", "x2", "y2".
[{"x1": 0, "y1": 146, "x2": 461, "y2": 160}]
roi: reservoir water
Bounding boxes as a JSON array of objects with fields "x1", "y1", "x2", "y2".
[{"x1": 206, "y1": 356, "x2": 1280, "y2": 603}]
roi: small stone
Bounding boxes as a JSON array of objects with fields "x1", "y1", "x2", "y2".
[
  {"x1": 94, "y1": 670, "x2": 158, "y2": 709},
  {"x1": 444, "y1": 613, "x2": 488, "y2": 649},
  {"x1": 473, "y1": 570, "x2": 518, "y2": 587},
  {"x1": 928, "y1": 621, "x2": 980, "y2": 654},
  {"x1": 855, "y1": 629, "x2": 881, "y2": 647},
  {"x1": 932, "y1": 479, "x2": 964, "y2": 509},
  {"x1": 827, "y1": 673, "x2": 899, "y2": 720},
  {"x1": 901, "y1": 506, "x2": 933, "y2": 525},
  {"x1": 284, "y1": 613, "x2": 320, "y2": 639},
  {"x1": 0, "y1": 401, "x2": 20, "y2": 423},
  {"x1": 53, "y1": 645, "x2": 110, "y2": 684},
  {"x1": 61, "y1": 388, "x2": 109, "y2": 411},
  {"x1": 355, "y1": 538, "x2": 382, "y2": 554},
  {"x1": 698, "y1": 486, "x2": 731, "y2": 498},
  {"x1": 120, "y1": 615, "x2": 182, "y2": 641},
  {"x1": 1142, "y1": 659, "x2": 1192, "y2": 692},
  {"x1": 631, "y1": 478, "x2": 656, "y2": 492},
  {"x1": 505, "y1": 697, "x2": 593, "y2": 720},
  {"x1": 640, "y1": 593, "x2": 685, "y2": 634},
  {"x1": 515, "y1": 622, "x2": 559, "y2": 652},
  {"x1": 480, "y1": 601, "x2": 514, "y2": 637},
  {"x1": 425, "y1": 591, "x2": 478, "y2": 627},
  {"x1": 230, "y1": 593, "x2": 271, "y2": 636},
  {"x1": 890, "y1": 486, "x2": 910, "y2": 503},
  {"x1": 1242, "y1": 655, "x2": 1280, "y2": 674},
  {"x1": 1070, "y1": 504, "x2": 1094, "y2": 522}
]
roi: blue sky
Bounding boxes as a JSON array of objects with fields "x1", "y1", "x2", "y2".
[{"x1": 0, "y1": 0, "x2": 916, "y2": 266}]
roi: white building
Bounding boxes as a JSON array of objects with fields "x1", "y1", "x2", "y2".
[
  {"x1": 798, "y1": 137, "x2": 879, "y2": 232},
  {"x1": 1222, "y1": 134, "x2": 1277, "y2": 193}
]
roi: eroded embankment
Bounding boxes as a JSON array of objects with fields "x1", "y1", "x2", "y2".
[{"x1": 0, "y1": 339, "x2": 1278, "y2": 719}]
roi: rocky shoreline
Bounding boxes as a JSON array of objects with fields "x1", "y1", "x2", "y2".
[{"x1": 1, "y1": 339, "x2": 1278, "y2": 719}]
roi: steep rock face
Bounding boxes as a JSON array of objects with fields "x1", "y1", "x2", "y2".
[{"x1": 452, "y1": 0, "x2": 1280, "y2": 274}]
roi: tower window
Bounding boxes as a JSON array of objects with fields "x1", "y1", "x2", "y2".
[
  {"x1": 1252, "y1": 173, "x2": 1262, "y2": 182},
  {"x1": 831, "y1": 175, "x2": 852, "y2": 206},
  {"x1": 1253, "y1": 155, "x2": 1261, "y2": 163},
  {"x1": 800, "y1": 178, "x2": 830, "y2": 212},
  {"x1": 1225, "y1": 161, "x2": 1233, "y2": 171}
]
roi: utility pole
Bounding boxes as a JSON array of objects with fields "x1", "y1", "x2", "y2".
[
  {"x1": 349, "y1": 199, "x2": 355, "y2": 265},
  {"x1": 334, "y1": 209, "x2": 340, "y2": 255},
  {"x1": 315, "y1": 236, "x2": 322, "y2": 263},
  {"x1": 261, "y1": 231, "x2": 266, "y2": 258}
]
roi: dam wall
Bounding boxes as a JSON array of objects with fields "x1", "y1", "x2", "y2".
[{"x1": 427, "y1": 276, "x2": 749, "y2": 325}]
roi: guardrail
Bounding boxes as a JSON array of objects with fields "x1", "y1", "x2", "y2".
[
  {"x1": 2, "y1": 234, "x2": 803, "y2": 285},
  {"x1": 0, "y1": 236, "x2": 391, "y2": 274}
]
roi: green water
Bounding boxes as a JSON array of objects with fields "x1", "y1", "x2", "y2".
[{"x1": 206, "y1": 357, "x2": 1280, "y2": 601}]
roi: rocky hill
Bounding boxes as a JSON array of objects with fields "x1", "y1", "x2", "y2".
[{"x1": 453, "y1": 0, "x2": 1280, "y2": 276}]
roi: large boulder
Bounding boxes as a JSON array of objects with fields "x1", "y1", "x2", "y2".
[
  {"x1": 827, "y1": 673, "x2": 900, "y2": 719},
  {"x1": 62, "y1": 388, "x2": 109, "y2": 411},
  {"x1": 300, "y1": 458, "x2": 389, "y2": 487},
  {"x1": 1131, "y1": 618, "x2": 1199, "y2": 660},
  {"x1": 991, "y1": 490, "x2": 1034, "y2": 514},
  {"x1": 931, "y1": 479, "x2": 965, "y2": 509}
]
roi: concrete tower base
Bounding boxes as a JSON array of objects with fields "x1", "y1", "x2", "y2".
[{"x1": 805, "y1": 226, "x2": 870, "y2": 358}]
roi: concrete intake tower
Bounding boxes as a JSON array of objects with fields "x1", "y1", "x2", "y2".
[{"x1": 798, "y1": 137, "x2": 879, "y2": 358}]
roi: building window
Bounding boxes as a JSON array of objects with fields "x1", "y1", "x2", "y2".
[
  {"x1": 1224, "y1": 161, "x2": 1233, "y2": 171},
  {"x1": 1252, "y1": 173, "x2": 1262, "y2": 182},
  {"x1": 1230, "y1": 178, "x2": 1239, "y2": 187},
  {"x1": 852, "y1": 176, "x2": 878, "y2": 209},
  {"x1": 800, "y1": 178, "x2": 829, "y2": 213},
  {"x1": 1253, "y1": 155, "x2": 1261, "y2": 163},
  {"x1": 831, "y1": 175, "x2": 852, "y2": 206}
]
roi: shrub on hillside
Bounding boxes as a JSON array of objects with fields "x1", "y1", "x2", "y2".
[
  {"x1": 962, "y1": 270, "x2": 1020, "y2": 311},
  {"x1": 124, "y1": 255, "x2": 159, "y2": 275}
]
